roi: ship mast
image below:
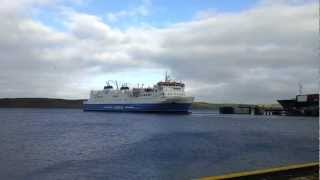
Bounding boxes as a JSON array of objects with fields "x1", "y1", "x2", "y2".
[
  {"x1": 115, "y1": 81, "x2": 119, "y2": 90},
  {"x1": 165, "y1": 71, "x2": 170, "y2": 82},
  {"x1": 298, "y1": 82, "x2": 303, "y2": 95}
]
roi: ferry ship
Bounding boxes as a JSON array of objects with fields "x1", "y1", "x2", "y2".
[{"x1": 83, "y1": 74, "x2": 194, "y2": 113}]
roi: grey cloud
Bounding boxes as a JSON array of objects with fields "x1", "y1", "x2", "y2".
[{"x1": 151, "y1": 2, "x2": 318, "y2": 103}]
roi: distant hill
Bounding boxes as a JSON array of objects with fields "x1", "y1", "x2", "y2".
[
  {"x1": 0, "y1": 98, "x2": 264, "y2": 110},
  {"x1": 191, "y1": 102, "x2": 220, "y2": 109},
  {"x1": 191, "y1": 102, "x2": 258, "y2": 110},
  {"x1": 0, "y1": 98, "x2": 84, "y2": 109}
]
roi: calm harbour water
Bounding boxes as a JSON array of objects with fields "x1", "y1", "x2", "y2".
[{"x1": 0, "y1": 108, "x2": 318, "y2": 180}]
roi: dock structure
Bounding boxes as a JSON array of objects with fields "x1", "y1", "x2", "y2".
[
  {"x1": 199, "y1": 162, "x2": 319, "y2": 180},
  {"x1": 278, "y1": 94, "x2": 319, "y2": 116},
  {"x1": 218, "y1": 104, "x2": 287, "y2": 116},
  {"x1": 219, "y1": 104, "x2": 257, "y2": 115}
]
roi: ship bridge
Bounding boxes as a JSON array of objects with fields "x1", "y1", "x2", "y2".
[{"x1": 155, "y1": 82, "x2": 185, "y2": 97}]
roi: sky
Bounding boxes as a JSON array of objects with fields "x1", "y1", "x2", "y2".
[{"x1": 0, "y1": 0, "x2": 318, "y2": 103}]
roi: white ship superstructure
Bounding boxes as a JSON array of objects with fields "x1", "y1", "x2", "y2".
[{"x1": 83, "y1": 74, "x2": 194, "y2": 113}]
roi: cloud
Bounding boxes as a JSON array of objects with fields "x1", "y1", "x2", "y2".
[
  {"x1": 0, "y1": 0, "x2": 318, "y2": 103},
  {"x1": 153, "y1": 2, "x2": 318, "y2": 103}
]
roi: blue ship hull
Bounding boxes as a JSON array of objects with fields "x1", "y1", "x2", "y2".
[{"x1": 83, "y1": 103, "x2": 192, "y2": 113}]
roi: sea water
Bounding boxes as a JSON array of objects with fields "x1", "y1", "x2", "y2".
[{"x1": 0, "y1": 108, "x2": 318, "y2": 180}]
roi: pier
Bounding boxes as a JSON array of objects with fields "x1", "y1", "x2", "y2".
[{"x1": 199, "y1": 162, "x2": 319, "y2": 180}]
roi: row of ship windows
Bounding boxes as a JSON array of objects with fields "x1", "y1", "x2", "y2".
[
  {"x1": 166, "y1": 93, "x2": 183, "y2": 96},
  {"x1": 142, "y1": 94, "x2": 152, "y2": 96},
  {"x1": 95, "y1": 92, "x2": 183, "y2": 96},
  {"x1": 142, "y1": 93, "x2": 183, "y2": 96}
]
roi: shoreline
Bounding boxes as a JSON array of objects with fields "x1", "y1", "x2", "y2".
[
  {"x1": 0, "y1": 98, "x2": 84, "y2": 109},
  {"x1": 2, "y1": 98, "x2": 317, "y2": 117}
]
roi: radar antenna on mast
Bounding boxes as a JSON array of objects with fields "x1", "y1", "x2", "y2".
[
  {"x1": 165, "y1": 71, "x2": 170, "y2": 82},
  {"x1": 115, "y1": 80, "x2": 119, "y2": 90},
  {"x1": 106, "y1": 80, "x2": 111, "y2": 86},
  {"x1": 298, "y1": 82, "x2": 303, "y2": 95}
]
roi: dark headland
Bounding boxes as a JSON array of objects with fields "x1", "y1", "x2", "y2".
[{"x1": 0, "y1": 98, "x2": 84, "y2": 109}]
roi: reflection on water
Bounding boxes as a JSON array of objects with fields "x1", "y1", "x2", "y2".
[{"x1": 0, "y1": 108, "x2": 318, "y2": 180}]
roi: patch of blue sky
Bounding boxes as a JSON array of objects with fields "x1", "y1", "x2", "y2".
[
  {"x1": 32, "y1": 8, "x2": 67, "y2": 31},
  {"x1": 86, "y1": 0, "x2": 260, "y2": 28},
  {"x1": 32, "y1": 0, "x2": 260, "y2": 31}
]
